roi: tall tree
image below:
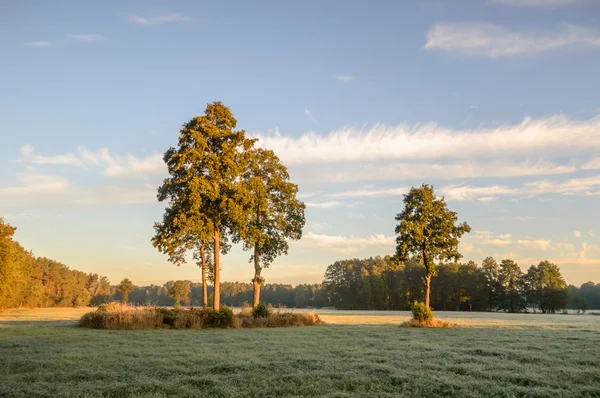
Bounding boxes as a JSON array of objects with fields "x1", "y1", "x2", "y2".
[
  {"x1": 237, "y1": 148, "x2": 305, "y2": 307},
  {"x1": 481, "y1": 257, "x2": 501, "y2": 311},
  {"x1": 497, "y1": 259, "x2": 526, "y2": 313},
  {"x1": 155, "y1": 102, "x2": 255, "y2": 311},
  {"x1": 0, "y1": 218, "x2": 21, "y2": 310},
  {"x1": 169, "y1": 280, "x2": 191, "y2": 310},
  {"x1": 395, "y1": 184, "x2": 471, "y2": 308},
  {"x1": 117, "y1": 278, "x2": 134, "y2": 304}
]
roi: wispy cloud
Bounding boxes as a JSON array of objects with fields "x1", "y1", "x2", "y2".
[
  {"x1": 129, "y1": 13, "x2": 192, "y2": 26},
  {"x1": 583, "y1": 157, "x2": 600, "y2": 170},
  {"x1": 307, "y1": 160, "x2": 576, "y2": 184},
  {"x1": 518, "y1": 239, "x2": 552, "y2": 251},
  {"x1": 304, "y1": 108, "x2": 318, "y2": 124},
  {"x1": 335, "y1": 75, "x2": 356, "y2": 83},
  {"x1": 24, "y1": 41, "x2": 51, "y2": 47},
  {"x1": 299, "y1": 232, "x2": 395, "y2": 254},
  {"x1": 488, "y1": 0, "x2": 585, "y2": 7},
  {"x1": 328, "y1": 187, "x2": 408, "y2": 199},
  {"x1": 67, "y1": 34, "x2": 106, "y2": 41},
  {"x1": 0, "y1": 171, "x2": 156, "y2": 208},
  {"x1": 255, "y1": 114, "x2": 600, "y2": 165},
  {"x1": 18, "y1": 145, "x2": 165, "y2": 178},
  {"x1": 424, "y1": 23, "x2": 600, "y2": 57},
  {"x1": 574, "y1": 231, "x2": 582, "y2": 238},
  {"x1": 440, "y1": 175, "x2": 600, "y2": 201},
  {"x1": 305, "y1": 200, "x2": 359, "y2": 209}
]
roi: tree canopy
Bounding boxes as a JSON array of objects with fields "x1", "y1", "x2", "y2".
[
  {"x1": 236, "y1": 147, "x2": 305, "y2": 307},
  {"x1": 154, "y1": 102, "x2": 255, "y2": 310},
  {"x1": 395, "y1": 184, "x2": 471, "y2": 308}
]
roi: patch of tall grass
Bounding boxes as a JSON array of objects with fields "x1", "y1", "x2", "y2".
[{"x1": 79, "y1": 303, "x2": 323, "y2": 330}]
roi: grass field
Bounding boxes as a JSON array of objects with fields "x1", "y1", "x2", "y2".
[{"x1": 1, "y1": 308, "x2": 599, "y2": 397}]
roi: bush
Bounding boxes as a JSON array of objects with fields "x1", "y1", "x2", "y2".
[
  {"x1": 80, "y1": 305, "x2": 322, "y2": 330},
  {"x1": 252, "y1": 302, "x2": 271, "y2": 318},
  {"x1": 206, "y1": 306, "x2": 234, "y2": 328},
  {"x1": 411, "y1": 301, "x2": 433, "y2": 323}
]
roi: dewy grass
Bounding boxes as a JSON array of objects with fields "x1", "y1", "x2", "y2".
[{"x1": 1, "y1": 308, "x2": 599, "y2": 397}]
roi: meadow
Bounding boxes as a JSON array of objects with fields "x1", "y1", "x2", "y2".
[{"x1": 1, "y1": 308, "x2": 599, "y2": 398}]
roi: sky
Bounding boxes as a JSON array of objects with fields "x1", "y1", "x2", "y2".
[{"x1": 1, "y1": 0, "x2": 600, "y2": 286}]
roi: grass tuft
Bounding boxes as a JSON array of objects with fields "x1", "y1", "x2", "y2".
[{"x1": 400, "y1": 319, "x2": 455, "y2": 328}]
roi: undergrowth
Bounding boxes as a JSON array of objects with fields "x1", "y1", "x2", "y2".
[{"x1": 79, "y1": 303, "x2": 322, "y2": 330}]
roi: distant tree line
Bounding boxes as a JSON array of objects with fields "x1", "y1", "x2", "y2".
[
  {"x1": 2, "y1": 217, "x2": 599, "y2": 312},
  {"x1": 323, "y1": 255, "x2": 595, "y2": 313},
  {"x1": 0, "y1": 218, "x2": 111, "y2": 310}
]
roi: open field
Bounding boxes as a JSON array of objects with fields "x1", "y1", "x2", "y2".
[{"x1": 1, "y1": 308, "x2": 599, "y2": 397}]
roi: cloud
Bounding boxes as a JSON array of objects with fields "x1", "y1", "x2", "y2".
[
  {"x1": 18, "y1": 145, "x2": 165, "y2": 178},
  {"x1": 335, "y1": 75, "x2": 356, "y2": 83},
  {"x1": 582, "y1": 157, "x2": 600, "y2": 170},
  {"x1": 129, "y1": 13, "x2": 192, "y2": 26},
  {"x1": 424, "y1": 22, "x2": 600, "y2": 57},
  {"x1": 67, "y1": 34, "x2": 106, "y2": 41},
  {"x1": 255, "y1": 114, "x2": 600, "y2": 165},
  {"x1": 299, "y1": 232, "x2": 395, "y2": 254},
  {"x1": 0, "y1": 171, "x2": 157, "y2": 208},
  {"x1": 306, "y1": 160, "x2": 575, "y2": 184},
  {"x1": 305, "y1": 201, "x2": 358, "y2": 209},
  {"x1": 518, "y1": 239, "x2": 552, "y2": 250},
  {"x1": 488, "y1": 0, "x2": 585, "y2": 7},
  {"x1": 467, "y1": 230, "x2": 513, "y2": 247},
  {"x1": 440, "y1": 174, "x2": 600, "y2": 201},
  {"x1": 574, "y1": 231, "x2": 582, "y2": 238},
  {"x1": 304, "y1": 108, "x2": 318, "y2": 124},
  {"x1": 24, "y1": 41, "x2": 51, "y2": 47},
  {"x1": 328, "y1": 187, "x2": 408, "y2": 199}
]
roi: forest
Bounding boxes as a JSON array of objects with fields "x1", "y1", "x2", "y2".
[{"x1": 1, "y1": 217, "x2": 599, "y2": 312}]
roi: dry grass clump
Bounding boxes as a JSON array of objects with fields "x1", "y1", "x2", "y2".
[
  {"x1": 79, "y1": 303, "x2": 322, "y2": 330},
  {"x1": 400, "y1": 319, "x2": 455, "y2": 328}
]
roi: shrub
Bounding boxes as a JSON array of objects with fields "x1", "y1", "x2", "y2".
[
  {"x1": 206, "y1": 306, "x2": 234, "y2": 328},
  {"x1": 252, "y1": 302, "x2": 271, "y2": 318},
  {"x1": 80, "y1": 305, "x2": 322, "y2": 330},
  {"x1": 411, "y1": 301, "x2": 433, "y2": 323}
]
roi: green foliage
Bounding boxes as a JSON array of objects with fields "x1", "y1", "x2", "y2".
[
  {"x1": 235, "y1": 147, "x2": 306, "y2": 306},
  {"x1": 252, "y1": 302, "x2": 271, "y2": 318},
  {"x1": 168, "y1": 280, "x2": 191, "y2": 310},
  {"x1": 411, "y1": 301, "x2": 434, "y2": 323},
  {"x1": 206, "y1": 306, "x2": 234, "y2": 327},
  {"x1": 0, "y1": 218, "x2": 111, "y2": 310},
  {"x1": 117, "y1": 278, "x2": 135, "y2": 303},
  {"x1": 395, "y1": 184, "x2": 471, "y2": 307},
  {"x1": 154, "y1": 102, "x2": 257, "y2": 311}
]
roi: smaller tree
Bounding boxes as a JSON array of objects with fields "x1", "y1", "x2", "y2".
[
  {"x1": 117, "y1": 278, "x2": 134, "y2": 304},
  {"x1": 169, "y1": 280, "x2": 191, "y2": 310},
  {"x1": 395, "y1": 184, "x2": 471, "y2": 308}
]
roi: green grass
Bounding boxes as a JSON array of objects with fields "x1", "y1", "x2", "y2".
[{"x1": 1, "y1": 308, "x2": 599, "y2": 397}]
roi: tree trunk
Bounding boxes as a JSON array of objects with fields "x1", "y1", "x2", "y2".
[
  {"x1": 213, "y1": 230, "x2": 220, "y2": 311},
  {"x1": 425, "y1": 275, "x2": 431, "y2": 308},
  {"x1": 200, "y1": 242, "x2": 207, "y2": 309},
  {"x1": 253, "y1": 243, "x2": 261, "y2": 307}
]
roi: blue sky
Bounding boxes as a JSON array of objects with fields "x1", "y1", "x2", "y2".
[{"x1": 1, "y1": 0, "x2": 600, "y2": 286}]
